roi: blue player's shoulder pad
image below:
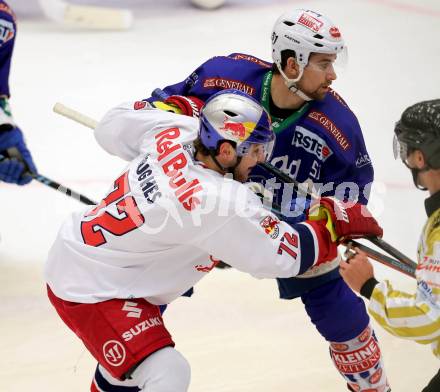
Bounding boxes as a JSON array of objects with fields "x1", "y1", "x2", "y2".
[
  {"x1": 0, "y1": 3, "x2": 16, "y2": 21},
  {"x1": 205, "y1": 53, "x2": 272, "y2": 69},
  {"x1": 226, "y1": 53, "x2": 273, "y2": 69},
  {"x1": 200, "y1": 53, "x2": 271, "y2": 75}
]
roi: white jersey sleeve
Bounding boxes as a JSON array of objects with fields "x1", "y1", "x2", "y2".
[{"x1": 94, "y1": 101, "x2": 198, "y2": 161}]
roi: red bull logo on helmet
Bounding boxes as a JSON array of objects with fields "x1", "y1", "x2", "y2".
[{"x1": 220, "y1": 117, "x2": 256, "y2": 141}]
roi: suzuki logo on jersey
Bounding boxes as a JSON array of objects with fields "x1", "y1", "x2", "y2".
[
  {"x1": 292, "y1": 126, "x2": 333, "y2": 161},
  {"x1": 122, "y1": 317, "x2": 163, "y2": 342},
  {"x1": 103, "y1": 340, "x2": 126, "y2": 367},
  {"x1": 122, "y1": 301, "x2": 143, "y2": 318}
]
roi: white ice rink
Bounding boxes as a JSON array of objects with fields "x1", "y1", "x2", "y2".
[{"x1": 1, "y1": 0, "x2": 440, "y2": 390}]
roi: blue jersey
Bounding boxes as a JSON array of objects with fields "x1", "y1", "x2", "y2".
[
  {"x1": 0, "y1": 1, "x2": 16, "y2": 98},
  {"x1": 149, "y1": 53, "x2": 374, "y2": 298}
]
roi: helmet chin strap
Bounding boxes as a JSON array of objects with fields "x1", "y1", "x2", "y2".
[
  {"x1": 411, "y1": 166, "x2": 429, "y2": 191},
  {"x1": 277, "y1": 64, "x2": 313, "y2": 102}
]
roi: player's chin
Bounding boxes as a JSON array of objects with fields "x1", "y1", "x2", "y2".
[
  {"x1": 236, "y1": 168, "x2": 252, "y2": 183},
  {"x1": 311, "y1": 89, "x2": 328, "y2": 101}
]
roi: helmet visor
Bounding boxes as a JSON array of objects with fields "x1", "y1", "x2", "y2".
[
  {"x1": 306, "y1": 46, "x2": 348, "y2": 74},
  {"x1": 237, "y1": 134, "x2": 275, "y2": 163},
  {"x1": 393, "y1": 133, "x2": 413, "y2": 167}
]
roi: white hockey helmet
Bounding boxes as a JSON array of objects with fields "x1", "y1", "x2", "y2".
[{"x1": 272, "y1": 9, "x2": 346, "y2": 99}]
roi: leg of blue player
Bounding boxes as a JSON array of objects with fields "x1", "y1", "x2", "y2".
[{"x1": 301, "y1": 278, "x2": 390, "y2": 392}]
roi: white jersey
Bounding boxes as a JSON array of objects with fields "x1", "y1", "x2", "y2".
[{"x1": 45, "y1": 102, "x2": 329, "y2": 305}]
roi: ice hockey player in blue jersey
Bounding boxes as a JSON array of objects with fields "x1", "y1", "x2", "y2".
[
  {"x1": 147, "y1": 9, "x2": 390, "y2": 392},
  {"x1": 0, "y1": 1, "x2": 36, "y2": 185}
]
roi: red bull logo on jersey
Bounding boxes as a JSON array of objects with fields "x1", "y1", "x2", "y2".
[
  {"x1": 155, "y1": 127, "x2": 203, "y2": 211},
  {"x1": 220, "y1": 118, "x2": 256, "y2": 141},
  {"x1": 260, "y1": 216, "x2": 280, "y2": 239}
]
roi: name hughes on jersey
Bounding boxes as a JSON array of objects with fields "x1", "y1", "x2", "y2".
[{"x1": 136, "y1": 154, "x2": 162, "y2": 204}]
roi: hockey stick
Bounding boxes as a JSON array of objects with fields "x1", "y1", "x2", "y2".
[
  {"x1": 38, "y1": 0, "x2": 133, "y2": 30},
  {"x1": 258, "y1": 161, "x2": 418, "y2": 270},
  {"x1": 347, "y1": 240, "x2": 415, "y2": 278},
  {"x1": 53, "y1": 103, "x2": 98, "y2": 130},
  {"x1": 0, "y1": 148, "x2": 97, "y2": 206}
]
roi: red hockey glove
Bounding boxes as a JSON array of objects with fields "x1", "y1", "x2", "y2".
[
  {"x1": 164, "y1": 95, "x2": 204, "y2": 118},
  {"x1": 307, "y1": 197, "x2": 383, "y2": 242}
]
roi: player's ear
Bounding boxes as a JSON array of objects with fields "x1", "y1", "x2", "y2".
[
  {"x1": 217, "y1": 141, "x2": 236, "y2": 164},
  {"x1": 286, "y1": 56, "x2": 300, "y2": 78},
  {"x1": 414, "y1": 150, "x2": 426, "y2": 168}
]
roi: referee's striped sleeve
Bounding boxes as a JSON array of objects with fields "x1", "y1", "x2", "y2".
[{"x1": 368, "y1": 280, "x2": 440, "y2": 353}]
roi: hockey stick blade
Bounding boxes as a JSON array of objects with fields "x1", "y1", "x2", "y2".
[{"x1": 39, "y1": 0, "x2": 133, "y2": 30}]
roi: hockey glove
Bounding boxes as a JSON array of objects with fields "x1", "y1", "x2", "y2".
[
  {"x1": 0, "y1": 127, "x2": 37, "y2": 185},
  {"x1": 152, "y1": 95, "x2": 204, "y2": 119},
  {"x1": 307, "y1": 197, "x2": 383, "y2": 242}
]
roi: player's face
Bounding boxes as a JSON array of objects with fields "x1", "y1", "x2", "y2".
[
  {"x1": 234, "y1": 144, "x2": 266, "y2": 182},
  {"x1": 297, "y1": 53, "x2": 337, "y2": 100}
]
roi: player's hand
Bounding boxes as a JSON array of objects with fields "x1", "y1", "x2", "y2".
[
  {"x1": 153, "y1": 95, "x2": 204, "y2": 119},
  {"x1": 0, "y1": 127, "x2": 37, "y2": 185},
  {"x1": 307, "y1": 197, "x2": 383, "y2": 242},
  {"x1": 339, "y1": 249, "x2": 375, "y2": 293}
]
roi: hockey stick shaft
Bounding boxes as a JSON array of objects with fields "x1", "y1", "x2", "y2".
[
  {"x1": 258, "y1": 161, "x2": 417, "y2": 269},
  {"x1": 53, "y1": 103, "x2": 98, "y2": 130},
  {"x1": 347, "y1": 240, "x2": 416, "y2": 278},
  {"x1": 31, "y1": 173, "x2": 97, "y2": 205},
  {"x1": 1, "y1": 149, "x2": 97, "y2": 206}
]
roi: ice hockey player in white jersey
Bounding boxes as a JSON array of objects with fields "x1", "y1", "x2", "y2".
[{"x1": 44, "y1": 89, "x2": 382, "y2": 391}]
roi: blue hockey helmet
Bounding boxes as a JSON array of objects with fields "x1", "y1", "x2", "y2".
[{"x1": 199, "y1": 89, "x2": 274, "y2": 162}]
